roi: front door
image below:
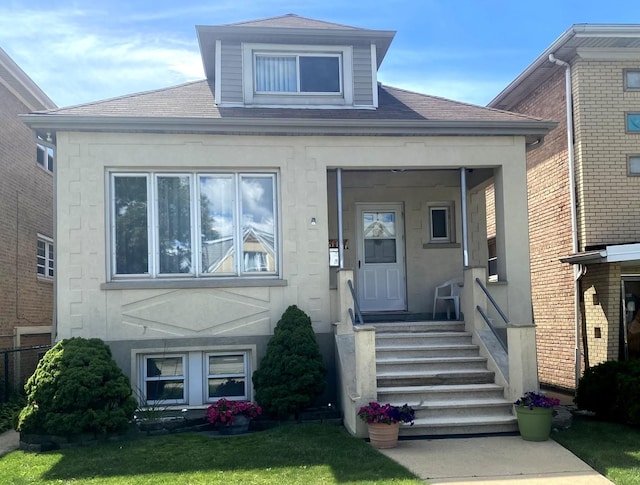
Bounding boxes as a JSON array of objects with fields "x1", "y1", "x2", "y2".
[{"x1": 356, "y1": 203, "x2": 406, "y2": 312}]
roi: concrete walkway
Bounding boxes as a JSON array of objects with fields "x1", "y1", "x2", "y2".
[
  {"x1": 0, "y1": 429, "x2": 19, "y2": 456},
  {"x1": 380, "y1": 435, "x2": 613, "y2": 484}
]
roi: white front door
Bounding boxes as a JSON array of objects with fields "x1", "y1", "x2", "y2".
[{"x1": 356, "y1": 203, "x2": 406, "y2": 312}]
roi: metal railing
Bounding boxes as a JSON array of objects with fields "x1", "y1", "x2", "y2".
[
  {"x1": 347, "y1": 280, "x2": 364, "y2": 325},
  {"x1": 475, "y1": 277, "x2": 508, "y2": 352},
  {"x1": 0, "y1": 344, "x2": 51, "y2": 401}
]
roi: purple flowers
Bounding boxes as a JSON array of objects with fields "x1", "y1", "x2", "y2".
[
  {"x1": 514, "y1": 391, "x2": 560, "y2": 410},
  {"x1": 358, "y1": 401, "x2": 415, "y2": 425},
  {"x1": 206, "y1": 398, "x2": 262, "y2": 427}
]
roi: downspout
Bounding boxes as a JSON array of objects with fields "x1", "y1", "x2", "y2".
[{"x1": 548, "y1": 53, "x2": 583, "y2": 388}]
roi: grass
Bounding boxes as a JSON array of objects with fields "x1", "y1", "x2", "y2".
[
  {"x1": 553, "y1": 414, "x2": 640, "y2": 485},
  {"x1": 0, "y1": 424, "x2": 423, "y2": 484}
]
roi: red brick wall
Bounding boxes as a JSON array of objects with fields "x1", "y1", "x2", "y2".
[{"x1": 0, "y1": 80, "x2": 53, "y2": 349}]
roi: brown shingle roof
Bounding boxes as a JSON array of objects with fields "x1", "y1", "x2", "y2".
[
  {"x1": 39, "y1": 80, "x2": 545, "y2": 124},
  {"x1": 225, "y1": 13, "x2": 361, "y2": 30}
]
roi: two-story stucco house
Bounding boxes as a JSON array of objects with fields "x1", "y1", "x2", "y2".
[
  {"x1": 0, "y1": 47, "x2": 56, "y2": 394},
  {"x1": 488, "y1": 25, "x2": 640, "y2": 394},
  {"x1": 22, "y1": 15, "x2": 553, "y2": 437}
]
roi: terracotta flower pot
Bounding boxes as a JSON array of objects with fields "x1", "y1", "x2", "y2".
[
  {"x1": 515, "y1": 406, "x2": 553, "y2": 441},
  {"x1": 367, "y1": 422, "x2": 400, "y2": 449}
]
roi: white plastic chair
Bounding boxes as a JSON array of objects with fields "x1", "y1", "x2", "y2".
[{"x1": 432, "y1": 277, "x2": 463, "y2": 320}]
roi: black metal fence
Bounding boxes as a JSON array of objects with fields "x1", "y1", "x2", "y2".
[{"x1": 0, "y1": 345, "x2": 51, "y2": 402}]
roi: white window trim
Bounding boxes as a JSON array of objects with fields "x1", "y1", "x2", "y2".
[
  {"x1": 37, "y1": 234, "x2": 54, "y2": 279},
  {"x1": 109, "y1": 171, "x2": 279, "y2": 280},
  {"x1": 429, "y1": 204, "x2": 453, "y2": 243},
  {"x1": 142, "y1": 354, "x2": 187, "y2": 405},
  {"x1": 133, "y1": 346, "x2": 256, "y2": 408},
  {"x1": 242, "y1": 43, "x2": 353, "y2": 107},
  {"x1": 205, "y1": 352, "x2": 250, "y2": 402}
]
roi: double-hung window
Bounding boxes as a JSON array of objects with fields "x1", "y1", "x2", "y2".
[
  {"x1": 207, "y1": 354, "x2": 249, "y2": 401},
  {"x1": 144, "y1": 355, "x2": 186, "y2": 404},
  {"x1": 36, "y1": 142, "x2": 54, "y2": 172},
  {"x1": 111, "y1": 172, "x2": 278, "y2": 279},
  {"x1": 37, "y1": 235, "x2": 54, "y2": 278}
]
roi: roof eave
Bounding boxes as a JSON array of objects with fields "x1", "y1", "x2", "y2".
[{"x1": 20, "y1": 113, "x2": 556, "y2": 139}]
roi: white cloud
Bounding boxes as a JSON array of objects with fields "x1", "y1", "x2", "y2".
[{"x1": 0, "y1": 7, "x2": 203, "y2": 107}]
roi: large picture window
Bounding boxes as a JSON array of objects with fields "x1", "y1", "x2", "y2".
[
  {"x1": 255, "y1": 54, "x2": 341, "y2": 94},
  {"x1": 111, "y1": 172, "x2": 278, "y2": 278}
]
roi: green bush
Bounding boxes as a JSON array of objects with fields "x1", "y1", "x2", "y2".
[
  {"x1": 252, "y1": 305, "x2": 326, "y2": 419},
  {"x1": 576, "y1": 360, "x2": 640, "y2": 424},
  {"x1": 17, "y1": 338, "x2": 137, "y2": 436}
]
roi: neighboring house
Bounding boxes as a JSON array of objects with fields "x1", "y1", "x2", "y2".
[
  {"x1": 488, "y1": 25, "x2": 640, "y2": 392},
  {"x1": 0, "y1": 47, "x2": 56, "y2": 391},
  {"x1": 22, "y1": 15, "x2": 553, "y2": 435}
]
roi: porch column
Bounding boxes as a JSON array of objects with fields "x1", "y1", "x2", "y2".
[
  {"x1": 337, "y1": 168, "x2": 344, "y2": 269},
  {"x1": 460, "y1": 168, "x2": 469, "y2": 267}
]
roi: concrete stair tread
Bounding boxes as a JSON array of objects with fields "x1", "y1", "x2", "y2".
[
  {"x1": 404, "y1": 398, "x2": 513, "y2": 409},
  {"x1": 376, "y1": 356, "x2": 487, "y2": 364},
  {"x1": 376, "y1": 344, "x2": 478, "y2": 350},
  {"x1": 407, "y1": 415, "x2": 517, "y2": 427},
  {"x1": 377, "y1": 369, "x2": 492, "y2": 378},
  {"x1": 376, "y1": 331, "x2": 470, "y2": 338},
  {"x1": 377, "y1": 383, "x2": 504, "y2": 394}
]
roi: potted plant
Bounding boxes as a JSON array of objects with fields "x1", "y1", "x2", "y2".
[
  {"x1": 206, "y1": 398, "x2": 262, "y2": 435},
  {"x1": 357, "y1": 401, "x2": 415, "y2": 448},
  {"x1": 513, "y1": 391, "x2": 560, "y2": 441}
]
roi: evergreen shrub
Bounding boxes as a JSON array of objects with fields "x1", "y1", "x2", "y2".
[
  {"x1": 17, "y1": 338, "x2": 137, "y2": 436},
  {"x1": 252, "y1": 305, "x2": 326, "y2": 419}
]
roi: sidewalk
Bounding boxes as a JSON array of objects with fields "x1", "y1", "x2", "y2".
[
  {"x1": 380, "y1": 435, "x2": 613, "y2": 484},
  {"x1": 0, "y1": 429, "x2": 19, "y2": 456}
]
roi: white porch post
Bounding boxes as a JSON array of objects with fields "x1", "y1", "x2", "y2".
[
  {"x1": 460, "y1": 168, "x2": 469, "y2": 267},
  {"x1": 337, "y1": 168, "x2": 344, "y2": 269}
]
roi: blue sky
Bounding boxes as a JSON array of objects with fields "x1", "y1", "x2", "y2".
[{"x1": 1, "y1": 0, "x2": 639, "y2": 108}]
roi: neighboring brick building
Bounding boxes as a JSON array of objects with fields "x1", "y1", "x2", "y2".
[
  {"x1": 0, "y1": 47, "x2": 56, "y2": 391},
  {"x1": 488, "y1": 25, "x2": 640, "y2": 391}
]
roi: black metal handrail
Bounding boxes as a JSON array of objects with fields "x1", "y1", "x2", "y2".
[
  {"x1": 347, "y1": 280, "x2": 364, "y2": 325},
  {"x1": 475, "y1": 277, "x2": 509, "y2": 324},
  {"x1": 475, "y1": 277, "x2": 509, "y2": 352}
]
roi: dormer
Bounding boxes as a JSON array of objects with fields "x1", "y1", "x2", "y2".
[{"x1": 196, "y1": 14, "x2": 395, "y2": 109}]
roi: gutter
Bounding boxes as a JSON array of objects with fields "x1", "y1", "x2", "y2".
[{"x1": 548, "y1": 53, "x2": 582, "y2": 388}]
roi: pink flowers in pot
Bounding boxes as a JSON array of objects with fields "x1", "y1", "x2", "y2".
[
  {"x1": 206, "y1": 398, "x2": 262, "y2": 427},
  {"x1": 357, "y1": 401, "x2": 415, "y2": 425}
]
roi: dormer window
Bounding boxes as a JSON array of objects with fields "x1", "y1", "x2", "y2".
[
  {"x1": 242, "y1": 43, "x2": 353, "y2": 106},
  {"x1": 255, "y1": 54, "x2": 341, "y2": 94}
]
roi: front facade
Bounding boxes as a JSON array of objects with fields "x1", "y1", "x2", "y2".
[
  {"x1": 24, "y1": 15, "x2": 550, "y2": 416},
  {"x1": 489, "y1": 25, "x2": 640, "y2": 391},
  {"x1": 0, "y1": 47, "x2": 56, "y2": 388}
]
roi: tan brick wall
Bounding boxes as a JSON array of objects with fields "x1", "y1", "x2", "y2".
[
  {"x1": 572, "y1": 59, "x2": 640, "y2": 248},
  {"x1": 0, "y1": 80, "x2": 53, "y2": 347},
  {"x1": 506, "y1": 69, "x2": 579, "y2": 390},
  {"x1": 581, "y1": 263, "x2": 621, "y2": 366}
]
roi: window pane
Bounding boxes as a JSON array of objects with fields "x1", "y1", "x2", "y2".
[
  {"x1": 364, "y1": 239, "x2": 397, "y2": 263},
  {"x1": 146, "y1": 380, "x2": 184, "y2": 401},
  {"x1": 255, "y1": 56, "x2": 296, "y2": 92},
  {"x1": 628, "y1": 71, "x2": 640, "y2": 89},
  {"x1": 157, "y1": 175, "x2": 192, "y2": 274},
  {"x1": 627, "y1": 114, "x2": 640, "y2": 132},
  {"x1": 241, "y1": 176, "x2": 276, "y2": 273},
  {"x1": 209, "y1": 378, "x2": 246, "y2": 398},
  {"x1": 300, "y1": 56, "x2": 340, "y2": 92},
  {"x1": 209, "y1": 355, "x2": 244, "y2": 375},
  {"x1": 630, "y1": 156, "x2": 640, "y2": 175},
  {"x1": 199, "y1": 176, "x2": 235, "y2": 274},
  {"x1": 431, "y1": 209, "x2": 448, "y2": 239},
  {"x1": 114, "y1": 176, "x2": 148, "y2": 274},
  {"x1": 147, "y1": 357, "x2": 183, "y2": 377}
]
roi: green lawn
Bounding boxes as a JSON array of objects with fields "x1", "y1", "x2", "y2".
[
  {"x1": 0, "y1": 424, "x2": 423, "y2": 484},
  {"x1": 553, "y1": 415, "x2": 640, "y2": 485}
]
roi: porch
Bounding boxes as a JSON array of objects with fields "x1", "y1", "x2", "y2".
[{"x1": 334, "y1": 267, "x2": 538, "y2": 438}]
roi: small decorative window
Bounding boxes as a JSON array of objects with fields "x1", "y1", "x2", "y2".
[
  {"x1": 625, "y1": 69, "x2": 640, "y2": 90},
  {"x1": 628, "y1": 155, "x2": 640, "y2": 176},
  {"x1": 429, "y1": 203, "x2": 454, "y2": 243},
  {"x1": 627, "y1": 113, "x2": 640, "y2": 132},
  {"x1": 37, "y1": 235, "x2": 54, "y2": 278},
  {"x1": 206, "y1": 353, "x2": 248, "y2": 401},
  {"x1": 36, "y1": 143, "x2": 54, "y2": 172},
  {"x1": 143, "y1": 355, "x2": 186, "y2": 404}
]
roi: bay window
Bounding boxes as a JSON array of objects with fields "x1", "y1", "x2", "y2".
[{"x1": 111, "y1": 171, "x2": 278, "y2": 279}]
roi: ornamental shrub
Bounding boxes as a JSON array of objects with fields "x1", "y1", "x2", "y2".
[
  {"x1": 576, "y1": 359, "x2": 640, "y2": 424},
  {"x1": 252, "y1": 305, "x2": 326, "y2": 419},
  {"x1": 17, "y1": 338, "x2": 137, "y2": 436}
]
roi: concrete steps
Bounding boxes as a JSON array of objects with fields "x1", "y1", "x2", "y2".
[{"x1": 372, "y1": 320, "x2": 517, "y2": 437}]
